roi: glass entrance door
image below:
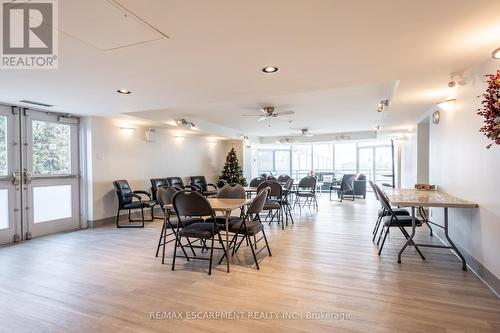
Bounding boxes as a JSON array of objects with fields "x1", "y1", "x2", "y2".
[
  {"x1": 0, "y1": 106, "x2": 80, "y2": 245},
  {"x1": 23, "y1": 110, "x2": 80, "y2": 239},
  {"x1": 0, "y1": 105, "x2": 22, "y2": 245}
]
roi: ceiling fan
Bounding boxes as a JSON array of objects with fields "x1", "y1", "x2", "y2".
[
  {"x1": 296, "y1": 128, "x2": 314, "y2": 137},
  {"x1": 241, "y1": 106, "x2": 295, "y2": 125}
]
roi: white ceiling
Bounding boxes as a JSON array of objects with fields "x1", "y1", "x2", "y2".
[{"x1": 0, "y1": 0, "x2": 499, "y2": 138}]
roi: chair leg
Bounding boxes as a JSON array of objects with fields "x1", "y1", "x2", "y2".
[
  {"x1": 171, "y1": 233, "x2": 179, "y2": 271},
  {"x1": 161, "y1": 225, "x2": 168, "y2": 264},
  {"x1": 208, "y1": 237, "x2": 215, "y2": 275},
  {"x1": 377, "y1": 225, "x2": 385, "y2": 245},
  {"x1": 262, "y1": 229, "x2": 272, "y2": 256},
  {"x1": 372, "y1": 216, "x2": 382, "y2": 241},
  {"x1": 156, "y1": 220, "x2": 166, "y2": 257},
  {"x1": 248, "y1": 235, "x2": 260, "y2": 270},
  {"x1": 378, "y1": 228, "x2": 390, "y2": 255},
  {"x1": 116, "y1": 209, "x2": 121, "y2": 228}
]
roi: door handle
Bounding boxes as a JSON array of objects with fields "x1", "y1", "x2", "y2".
[
  {"x1": 24, "y1": 171, "x2": 33, "y2": 185},
  {"x1": 12, "y1": 171, "x2": 21, "y2": 185}
]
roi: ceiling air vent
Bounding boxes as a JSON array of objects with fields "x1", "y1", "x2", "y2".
[{"x1": 19, "y1": 100, "x2": 54, "y2": 108}]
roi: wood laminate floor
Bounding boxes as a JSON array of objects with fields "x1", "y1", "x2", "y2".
[{"x1": 0, "y1": 195, "x2": 499, "y2": 333}]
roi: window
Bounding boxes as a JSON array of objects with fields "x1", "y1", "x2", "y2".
[
  {"x1": 335, "y1": 143, "x2": 356, "y2": 173},
  {"x1": 275, "y1": 150, "x2": 291, "y2": 176},
  {"x1": 292, "y1": 145, "x2": 312, "y2": 180},
  {"x1": 32, "y1": 121, "x2": 71, "y2": 175},
  {"x1": 257, "y1": 150, "x2": 274, "y2": 175},
  {"x1": 313, "y1": 144, "x2": 333, "y2": 171},
  {"x1": 0, "y1": 116, "x2": 7, "y2": 176},
  {"x1": 257, "y1": 149, "x2": 291, "y2": 176}
]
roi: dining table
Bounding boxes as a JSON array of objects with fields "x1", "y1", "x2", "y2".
[
  {"x1": 384, "y1": 188, "x2": 478, "y2": 270},
  {"x1": 165, "y1": 197, "x2": 252, "y2": 273}
]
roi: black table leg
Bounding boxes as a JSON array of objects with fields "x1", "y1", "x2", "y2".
[{"x1": 443, "y1": 207, "x2": 467, "y2": 271}]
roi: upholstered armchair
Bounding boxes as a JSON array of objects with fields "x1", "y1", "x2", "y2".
[
  {"x1": 189, "y1": 176, "x2": 218, "y2": 197},
  {"x1": 113, "y1": 179, "x2": 156, "y2": 228}
]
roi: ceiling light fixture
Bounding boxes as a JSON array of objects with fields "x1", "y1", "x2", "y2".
[
  {"x1": 117, "y1": 89, "x2": 131, "y2": 94},
  {"x1": 377, "y1": 99, "x2": 389, "y2": 112},
  {"x1": 492, "y1": 47, "x2": 500, "y2": 59},
  {"x1": 262, "y1": 66, "x2": 279, "y2": 73},
  {"x1": 176, "y1": 118, "x2": 196, "y2": 129}
]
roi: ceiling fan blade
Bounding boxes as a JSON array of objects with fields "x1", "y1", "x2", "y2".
[
  {"x1": 275, "y1": 111, "x2": 295, "y2": 116},
  {"x1": 257, "y1": 117, "x2": 268, "y2": 122},
  {"x1": 241, "y1": 114, "x2": 261, "y2": 117}
]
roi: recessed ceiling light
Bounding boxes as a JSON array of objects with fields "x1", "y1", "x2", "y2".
[
  {"x1": 492, "y1": 47, "x2": 500, "y2": 59},
  {"x1": 117, "y1": 89, "x2": 131, "y2": 94},
  {"x1": 262, "y1": 66, "x2": 279, "y2": 73}
]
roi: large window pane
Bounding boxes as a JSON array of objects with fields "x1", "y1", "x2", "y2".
[
  {"x1": 0, "y1": 116, "x2": 7, "y2": 176},
  {"x1": 32, "y1": 121, "x2": 71, "y2": 175},
  {"x1": 275, "y1": 150, "x2": 291, "y2": 175},
  {"x1": 375, "y1": 146, "x2": 393, "y2": 183},
  {"x1": 33, "y1": 185, "x2": 72, "y2": 223},
  {"x1": 313, "y1": 144, "x2": 333, "y2": 171},
  {"x1": 292, "y1": 145, "x2": 312, "y2": 180},
  {"x1": 0, "y1": 189, "x2": 8, "y2": 229},
  {"x1": 257, "y1": 150, "x2": 274, "y2": 175},
  {"x1": 335, "y1": 143, "x2": 356, "y2": 173},
  {"x1": 358, "y1": 148, "x2": 373, "y2": 180}
]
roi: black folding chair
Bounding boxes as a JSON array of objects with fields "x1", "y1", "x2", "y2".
[{"x1": 171, "y1": 191, "x2": 226, "y2": 275}]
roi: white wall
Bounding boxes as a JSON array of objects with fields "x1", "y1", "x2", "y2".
[
  {"x1": 87, "y1": 117, "x2": 230, "y2": 221},
  {"x1": 401, "y1": 59, "x2": 500, "y2": 280},
  {"x1": 428, "y1": 59, "x2": 500, "y2": 280}
]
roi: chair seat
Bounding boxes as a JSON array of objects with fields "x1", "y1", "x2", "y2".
[
  {"x1": 228, "y1": 220, "x2": 263, "y2": 235},
  {"x1": 263, "y1": 200, "x2": 281, "y2": 210},
  {"x1": 123, "y1": 200, "x2": 156, "y2": 209},
  {"x1": 378, "y1": 208, "x2": 409, "y2": 217},
  {"x1": 168, "y1": 217, "x2": 204, "y2": 228},
  {"x1": 213, "y1": 215, "x2": 242, "y2": 224},
  {"x1": 178, "y1": 222, "x2": 216, "y2": 238},
  {"x1": 382, "y1": 215, "x2": 423, "y2": 227}
]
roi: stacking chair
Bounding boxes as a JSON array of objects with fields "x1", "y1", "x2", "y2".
[
  {"x1": 369, "y1": 181, "x2": 409, "y2": 241},
  {"x1": 249, "y1": 177, "x2": 266, "y2": 188},
  {"x1": 150, "y1": 178, "x2": 170, "y2": 218},
  {"x1": 259, "y1": 180, "x2": 285, "y2": 229},
  {"x1": 330, "y1": 174, "x2": 355, "y2": 202},
  {"x1": 277, "y1": 174, "x2": 291, "y2": 183},
  {"x1": 113, "y1": 180, "x2": 156, "y2": 228},
  {"x1": 214, "y1": 184, "x2": 246, "y2": 226},
  {"x1": 282, "y1": 178, "x2": 295, "y2": 225},
  {"x1": 373, "y1": 185, "x2": 425, "y2": 260},
  {"x1": 294, "y1": 176, "x2": 318, "y2": 212},
  {"x1": 267, "y1": 175, "x2": 278, "y2": 181},
  {"x1": 190, "y1": 176, "x2": 218, "y2": 197},
  {"x1": 155, "y1": 187, "x2": 204, "y2": 263},
  {"x1": 171, "y1": 191, "x2": 226, "y2": 275},
  {"x1": 218, "y1": 188, "x2": 272, "y2": 270}
]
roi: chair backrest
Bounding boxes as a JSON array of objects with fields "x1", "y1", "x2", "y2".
[
  {"x1": 267, "y1": 180, "x2": 283, "y2": 197},
  {"x1": 113, "y1": 179, "x2": 133, "y2": 207},
  {"x1": 267, "y1": 176, "x2": 278, "y2": 181},
  {"x1": 249, "y1": 177, "x2": 266, "y2": 187},
  {"x1": 256, "y1": 180, "x2": 270, "y2": 194},
  {"x1": 277, "y1": 174, "x2": 291, "y2": 182},
  {"x1": 368, "y1": 180, "x2": 380, "y2": 201},
  {"x1": 150, "y1": 178, "x2": 169, "y2": 201},
  {"x1": 157, "y1": 186, "x2": 178, "y2": 211},
  {"x1": 298, "y1": 176, "x2": 316, "y2": 190},
  {"x1": 247, "y1": 188, "x2": 270, "y2": 215},
  {"x1": 373, "y1": 183, "x2": 393, "y2": 214},
  {"x1": 340, "y1": 174, "x2": 356, "y2": 191},
  {"x1": 172, "y1": 190, "x2": 213, "y2": 218},
  {"x1": 284, "y1": 178, "x2": 294, "y2": 190},
  {"x1": 217, "y1": 184, "x2": 246, "y2": 199},
  {"x1": 167, "y1": 177, "x2": 184, "y2": 189},
  {"x1": 190, "y1": 176, "x2": 208, "y2": 191}
]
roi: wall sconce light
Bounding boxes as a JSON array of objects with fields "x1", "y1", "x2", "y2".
[
  {"x1": 437, "y1": 99, "x2": 456, "y2": 111},
  {"x1": 119, "y1": 127, "x2": 136, "y2": 134},
  {"x1": 241, "y1": 135, "x2": 251, "y2": 147},
  {"x1": 176, "y1": 118, "x2": 196, "y2": 129},
  {"x1": 145, "y1": 128, "x2": 156, "y2": 142}
]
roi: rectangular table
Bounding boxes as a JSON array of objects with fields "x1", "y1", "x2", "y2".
[
  {"x1": 165, "y1": 198, "x2": 252, "y2": 273},
  {"x1": 384, "y1": 188, "x2": 478, "y2": 270}
]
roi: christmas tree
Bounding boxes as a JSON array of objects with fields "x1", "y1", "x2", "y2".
[{"x1": 218, "y1": 147, "x2": 248, "y2": 186}]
